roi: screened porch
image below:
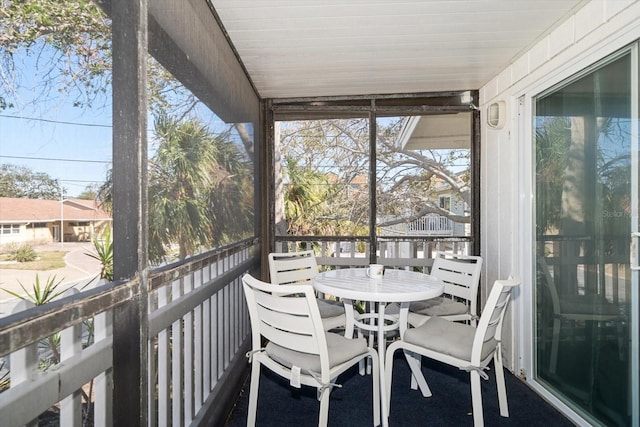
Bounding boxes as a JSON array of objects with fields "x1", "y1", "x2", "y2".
[{"x1": 1, "y1": 1, "x2": 638, "y2": 426}]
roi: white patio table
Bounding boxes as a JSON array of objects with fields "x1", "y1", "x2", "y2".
[{"x1": 312, "y1": 268, "x2": 444, "y2": 426}]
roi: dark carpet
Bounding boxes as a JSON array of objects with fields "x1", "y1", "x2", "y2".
[{"x1": 224, "y1": 352, "x2": 574, "y2": 427}]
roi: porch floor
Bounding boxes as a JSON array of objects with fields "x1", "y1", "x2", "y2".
[{"x1": 224, "y1": 352, "x2": 572, "y2": 426}]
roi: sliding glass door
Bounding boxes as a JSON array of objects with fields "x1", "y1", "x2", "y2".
[{"x1": 534, "y1": 47, "x2": 638, "y2": 426}]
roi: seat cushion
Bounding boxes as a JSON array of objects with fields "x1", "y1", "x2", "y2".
[
  {"x1": 409, "y1": 297, "x2": 468, "y2": 317},
  {"x1": 266, "y1": 332, "x2": 368, "y2": 373},
  {"x1": 403, "y1": 317, "x2": 496, "y2": 362},
  {"x1": 560, "y1": 296, "x2": 621, "y2": 316},
  {"x1": 317, "y1": 298, "x2": 345, "y2": 318}
]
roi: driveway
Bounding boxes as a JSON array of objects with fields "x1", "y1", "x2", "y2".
[{"x1": 0, "y1": 242, "x2": 103, "y2": 318}]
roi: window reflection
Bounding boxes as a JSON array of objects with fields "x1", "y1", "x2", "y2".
[{"x1": 143, "y1": 56, "x2": 255, "y2": 264}]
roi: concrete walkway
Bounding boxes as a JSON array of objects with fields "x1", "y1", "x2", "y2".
[{"x1": 0, "y1": 242, "x2": 103, "y2": 318}]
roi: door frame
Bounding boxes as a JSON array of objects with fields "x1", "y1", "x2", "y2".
[{"x1": 515, "y1": 42, "x2": 640, "y2": 426}]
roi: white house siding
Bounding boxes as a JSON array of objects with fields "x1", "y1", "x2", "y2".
[
  {"x1": 479, "y1": 0, "x2": 640, "y2": 409},
  {"x1": 25, "y1": 225, "x2": 53, "y2": 244},
  {"x1": 0, "y1": 224, "x2": 54, "y2": 247},
  {"x1": 0, "y1": 223, "x2": 27, "y2": 247}
]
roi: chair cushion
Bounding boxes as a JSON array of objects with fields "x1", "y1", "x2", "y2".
[
  {"x1": 266, "y1": 333, "x2": 368, "y2": 373},
  {"x1": 317, "y1": 298, "x2": 345, "y2": 318},
  {"x1": 409, "y1": 297, "x2": 468, "y2": 317},
  {"x1": 560, "y1": 296, "x2": 621, "y2": 316},
  {"x1": 403, "y1": 317, "x2": 496, "y2": 362}
]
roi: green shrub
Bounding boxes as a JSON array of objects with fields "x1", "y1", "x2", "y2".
[
  {"x1": 86, "y1": 225, "x2": 113, "y2": 282},
  {"x1": 12, "y1": 245, "x2": 37, "y2": 262},
  {"x1": 3, "y1": 273, "x2": 65, "y2": 305}
]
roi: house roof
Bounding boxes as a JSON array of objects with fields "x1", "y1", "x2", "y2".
[
  {"x1": 206, "y1": 0, "x2": 587, "y2": 98},
  {"x1": 0, "y1": 197, "x2": 112, "y2": 223},
  {"x1": 396, "y1": 114, "x2": 471, "y2": 151}
]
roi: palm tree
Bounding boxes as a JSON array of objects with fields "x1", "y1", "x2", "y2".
[
  {"x1": 203, "y1": 129, "x2": 254, "y2": 243},
  {"x1": 149, "y1": 114, "x2": 253, "y2": 263},
  {"x1": 149, "y1": 114, "x2": 216, "y2": 261},
  {"x1": 95, "y1": 114, "x2": 254, "y2": 265},
  {"x1": 283, "y1": 157, "x2": 336, "y2": 235}
]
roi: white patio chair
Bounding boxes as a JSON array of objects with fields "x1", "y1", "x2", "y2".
[
  {"x1": 269, "y1": 250, "x2": 346, "y2": 332},
  {"x1": 407, "y1": 251, "x2": 483, "y2": 328},
  {"x1": 385, "y1": 276, "x2": 521, "y2": 427},
  {"x1": 537, "y1": 256, "x2": 625, "y2": 373},
  {"x1": 242, "y1": 274, "x2": 381, "y2": 427}
]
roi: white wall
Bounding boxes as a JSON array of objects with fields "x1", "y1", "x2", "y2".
[
  {"x1": 479, "y1": 0, "x2": 640, "y2": 372},
  {"x1": 0, "y1": 224, "x2": 53, "y2": 247}
]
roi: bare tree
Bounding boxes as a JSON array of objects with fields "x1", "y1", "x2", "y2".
[{"x1": 277, "y1": 117, "x2": 471, "y2": 234}]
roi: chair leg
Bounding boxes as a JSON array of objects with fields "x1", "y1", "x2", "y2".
[
  {"x1": 410, "y1": 354, "x2": 420, "y2": 390},
  {"x1": 470, "y1": 369, "x2": 484, "y2": 427},
  {"x1": 550, "y1": 318, "x2": 561, "y2": 373},
  {"x1": 616, "y1": 321, "x2": 626, "y2": 361},
  {"x1": 318, "y1": 386, "x2": 331, "y2": 427},
  {"x1": 404, "y1": 351, "x2": 431, "y2": 397},
  {"x1": 247, "y1": 360, "x2": 261, "y2": 427},
  {"x1": 369, "y1": 351, "x2": 381, "y2": 426},
  {"x1": 357, "y1": 328, "x2": 368, "y2": 376},
  {"x1": 384, "y1": 342, "x2": 398, "y2": 413},
  {"x1": 494, "y1": 353, "x2": 509, "y2": 417}
]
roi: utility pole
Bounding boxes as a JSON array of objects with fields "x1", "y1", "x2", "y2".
[{"x1": 60, "y1": 181, "x2": 64, "y2": 248}]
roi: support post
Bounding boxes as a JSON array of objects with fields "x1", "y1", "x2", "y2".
[{"x1": 111, "y1": 0, "x2": 149, "y2": 424}]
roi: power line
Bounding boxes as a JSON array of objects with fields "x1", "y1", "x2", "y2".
[
  {"x1": 0, "y1": 113, "x2": 112, "y2": 128},
  {"x1": 0, "y1": 154, "x2": 111, "y2": 164},
  {"x1": 60, "y1": 179, "x2": 104, "y2": 184}
]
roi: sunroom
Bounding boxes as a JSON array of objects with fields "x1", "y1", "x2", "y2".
[{"x1": 0, "y1": 0, "x2": 638, "y2": 426}]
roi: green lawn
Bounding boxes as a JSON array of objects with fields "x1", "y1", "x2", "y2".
[{"x1": 0, "y1": 251, "x2": 67, "y2": 270}]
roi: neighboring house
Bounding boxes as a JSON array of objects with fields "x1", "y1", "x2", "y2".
[
  {"x1": 427, "y1": 175, "x2": 469, "y2": 236},
  {"x1": 0, "y1": 197, "x2": 112, "y2": 247},
  {"x1": 382, "y1": 115, "x2": 471, "y2": 237}
]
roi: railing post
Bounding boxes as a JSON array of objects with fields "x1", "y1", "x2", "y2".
[
  {"x1": 171, "y1": 278, "x2": 183, "y2": 426},
  {"x1": 60, "y1": 288, "x2": 82, "y2": 427},
  {"x1": 156, "y1": 285, "x2": 169, "y2": 427},
  {"x1": 10, "y1": 300, "x2": 37, "y2": 427},
  {"x1": 93, "y1": 280, "x2": 113, "y2": 427},
  {"x1": 184, "y1": 273, "x2": 194, "y2": 423},
  {"x1": 194, "y1": 269, "x2": 203, "y2": 414}
]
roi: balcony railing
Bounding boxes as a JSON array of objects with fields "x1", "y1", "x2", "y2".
[
  {"x1": 0, "y1": 234, "x2": 477, "y2": 425},
  {"x1": 274, "y1": 235, "x2": 473, "y2": 272},
  {"x1": 0, "y1": 238, "x2": 258, "y2": 426},
  {"x1": 379, "y1": 214, "x2": 456, "y2": 237}
]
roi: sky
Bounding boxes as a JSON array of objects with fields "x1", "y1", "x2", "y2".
[
  {"x1": 0, "y1": 45, "x2": 251, "y2": 198},
  {"x1": 0, "y1": 109, "x2": 113, "y2": 197},
  {"x1": 0, "y1": 46, "x2": 113, "y2": 198}
]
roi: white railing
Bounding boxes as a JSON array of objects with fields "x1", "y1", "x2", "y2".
[
  {"x1": 148, "y1": 245, "x2": 253, "y2": 426},
  {"x1": 378, "y1": 214, "x2": 455, "y2": 237},
  {"x1": 0, "y1": 239, "x2": 257, "y2": 426},
  {"x1": 406, "y1": 214, "x2": 454, "y2": 235},
  {"x1": 0, "y1": 288, "x2": 113, "y2": 426},
  {"x1": 274, "y1": 236, "x2": 473, "y2": 272}
]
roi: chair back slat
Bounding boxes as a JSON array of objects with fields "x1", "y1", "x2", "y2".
[
  {"x1": 472, "y1": 276, "x2": 520, "y2": 363},
  {"x1": 260, "y1": 321, "x2": 321, "y2": 355},
  {"x1": 536, "y1": 256, "x2": 561, "y2": 313},
  {"x1": 254, "y1": 289, "x2": 311, "y2": 316},
  {"x1": 255, "y1": 302, "x2": 316, "y2": 334},
  {"x1": 269, "y1": 251, "x2": 318, "y2": 285},
  {"x1": 242, "y1": 274, "x2": 327, "y2": 358},
  {"x1": 481, "y1": 291, "x2": 511, "y2": 343},
  {"x1": 431, "y1": 252, "x2": 482, "y2": 303}
]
